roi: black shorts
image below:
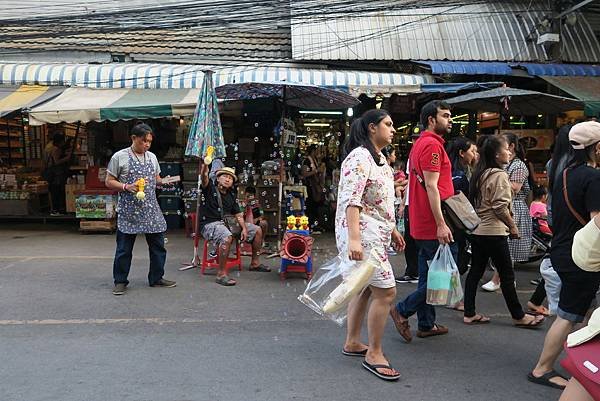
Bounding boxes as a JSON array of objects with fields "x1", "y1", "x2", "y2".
[{"x1": 557, "y1": 270, "x2": 600, "y2": 323}]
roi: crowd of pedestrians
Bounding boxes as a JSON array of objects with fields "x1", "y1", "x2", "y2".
[{"x1": 334, "y1": 100, "x2": 600, "y2": 399}]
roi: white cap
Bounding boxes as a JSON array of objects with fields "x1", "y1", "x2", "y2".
[
  {"x1": 568, "y1": 307, "x2": 600, "y2": 347},
  {"x1": 569, "y1": 121, "x2": 600, "y2": 150},
  {"x1": 572, "y1": 217, "x2": 600, "y2": 272}
]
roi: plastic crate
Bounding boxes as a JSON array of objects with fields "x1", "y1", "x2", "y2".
[
  {"x1": 159, "y1": 162, "x2": 182, "y2": 178},
  {"x1": 163, "y1": 211, "x2": 183, "y2": 229},
  {"x1": 183, "y1": 198, "x2": 196, "y2": 214},
  {"x1": 158, "y1": 195, "x2": 182, "y2": 211},
  {"x1": 182, "y1": 162, "x2": 198, "y2": 181}
]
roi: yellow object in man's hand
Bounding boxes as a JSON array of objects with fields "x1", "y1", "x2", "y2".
[
  {"x1": 204, "y1": 146, "x2": 215, "y2": 165},
  {"x1": 135, "y1": 178, "x2": 146, "y2": 200}
]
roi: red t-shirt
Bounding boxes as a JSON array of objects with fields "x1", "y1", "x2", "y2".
[{"x1": 408, "y1": 131, "x2": 454, "y2": 240}]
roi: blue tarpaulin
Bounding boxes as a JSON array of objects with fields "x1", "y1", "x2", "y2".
[
  {"x1": 416, "y1": 61, "x2": 600, "y2": 77},
  {"x1": 421, "y1": 82, "x2": 504, "y2": 93}
]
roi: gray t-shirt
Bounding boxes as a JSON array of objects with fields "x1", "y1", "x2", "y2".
[{"x1": 106, "y1": 147, "x2": 161, "y2": 183}]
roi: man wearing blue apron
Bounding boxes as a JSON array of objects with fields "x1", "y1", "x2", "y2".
[{"x1": 105, "y1": 122, "x2": 176, "y2": 295}]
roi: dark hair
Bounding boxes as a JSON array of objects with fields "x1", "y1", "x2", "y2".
[
  {"x1": 548, "y1": 124, "x2": 575, "y2": 194},
  {"x1": 469, "y1": 135, "x2": 507, "y2": 207},
  {"x1": 342, "y1": 109, "x2": 389, "y2": 166},
  {"x1": 245, "y1": 186, "x2": 256, "y2": 195},
  {"x1": 502, "y1": 131, "x2": 536, "y2": 188},
  {"x1": 131, "y1": 122, "x2": 153, "y2": 138},
  {"x1": 420, "y1": 100, "x2": 451, "y2": 128},
  {"x1": 501, "y1": 132, "x2": 525, "y2": 160},
  {"x1": 52, "y1": 133, "x2": 65, "y2": 145},
  {"x1": 307, "y1": 144, "x2": 318, "y2": 155},
  {"x1": 532, "y1": 184, "x2": 547, "y2": 200},
  {"x1": 445, "y1": 137, "x2": 474, "y2": 173}
]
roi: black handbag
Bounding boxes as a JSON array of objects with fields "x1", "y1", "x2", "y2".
[{"x1": 215, "y1": 188, "x2": 242, "y2": 238}]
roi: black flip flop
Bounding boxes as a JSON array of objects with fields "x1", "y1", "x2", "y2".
[
  {"x1": 527, "y1": 370, "x2": 568, "y2": 389},
  {"x1": 249, "y1": 264, "x2": 271, "y2": 272},
  {"x1": 362, "y1": 360, "x2": 400, "y2": 381},
  {"x1": 342, "y1": 348, "x2": 368, "y2": 357}
]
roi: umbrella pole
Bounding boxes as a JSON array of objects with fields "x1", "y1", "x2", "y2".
[
  {"x1": 179, "y1": 156, "x2": 203, "y2": 271},
  {"x1": 276, "y1": 86, "x2": 288, "y2": 252}
]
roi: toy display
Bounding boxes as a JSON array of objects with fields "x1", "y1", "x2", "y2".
[{"x1": 279, "y1": 215, "x2": 314, "y2": 280}]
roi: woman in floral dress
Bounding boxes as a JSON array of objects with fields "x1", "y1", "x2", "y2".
[{"x1": 336, "y1": 109, "x2": 405, "y2": 381}]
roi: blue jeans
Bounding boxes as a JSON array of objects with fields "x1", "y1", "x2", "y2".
[
  {"x1": 113, "y1": 230, "x2": 167, "y2": 285},
  {"x1": 395, "y1": 240, "x2": 458, "y2": 331}
]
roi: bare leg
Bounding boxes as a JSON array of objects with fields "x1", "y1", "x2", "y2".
[
  {"x1": 559, "y1": 378, "x2": 594, "y2": 401},
  {"x1": 250, "y1": 227, "x2": 263, "y2": 268},
  {"x1": 259, "y1": 219, "x2": 268, "y2": 244},
  {"x1": 532, "y1": 316, "x2": 574, "y2": 387},
  {"x1": 217, "y1": 236, "x2": 233, "y2": 278},
  {"x1": 344, "y1": 287, "x2": 371, "y2": 353},
  {"x1": 365, "y1": 286, "x2": 399, "y2": 376}
]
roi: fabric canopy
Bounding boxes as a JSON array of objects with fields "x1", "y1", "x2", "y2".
[
  {"x1": 0, "y1": 62, "x2": 432, "y2": 97},
  {"x1": 0, "y1": 85, "x2": 64, "y2": 118},
  {"x1": 28, "y1": 87, "x2": 200, "y2": 125},
  {"x1": 542, "y1": 76, "x2": 600, "y2": 117},
  {"x1": 445, "y1": 87, "x2": 583, "y2": 115},
  {"x1": 216, "y1": 81, "x2": 359, "y2": 110}
]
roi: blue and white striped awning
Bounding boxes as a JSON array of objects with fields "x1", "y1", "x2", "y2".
[{"x1": 0, "y1": 62, "x2": 433, "y2": 96}]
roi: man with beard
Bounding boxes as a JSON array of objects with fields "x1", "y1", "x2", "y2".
[{"x1": 390, "y1": 100, "x2": 456, "y2": 342}]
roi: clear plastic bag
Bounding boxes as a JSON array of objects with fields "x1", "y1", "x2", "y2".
[
  {"x1": 426, "y1": 244, "x2": 463, "y2": 306},
  {"x1": 298, "y1": 249, "x2": 380, "y2": 326}
]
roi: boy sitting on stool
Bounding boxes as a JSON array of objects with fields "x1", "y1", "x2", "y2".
[{"x1": 198, "y1": 162, "x2": 271, "y2": 286}]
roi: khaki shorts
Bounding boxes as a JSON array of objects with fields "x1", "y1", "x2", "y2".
[{"x1": 201, "y1": 221, "x2": 259, "y2": 248}]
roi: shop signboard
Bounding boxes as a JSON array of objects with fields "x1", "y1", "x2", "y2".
[{"x1": 75, "y1": 194, "x2": 116, "y2": 219}]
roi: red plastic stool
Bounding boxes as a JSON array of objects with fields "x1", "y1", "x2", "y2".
[{"x1": 201, "y1": 239, "x2": 242, "y2": 274}]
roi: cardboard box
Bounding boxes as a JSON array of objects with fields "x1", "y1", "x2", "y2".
[{"x1": 66, "y1": 184, "x2": 86, "y2": 213}]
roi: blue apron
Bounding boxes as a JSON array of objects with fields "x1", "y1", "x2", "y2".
[{"x1": 117, "y1": 149, "x2": 167, "y2": 234}]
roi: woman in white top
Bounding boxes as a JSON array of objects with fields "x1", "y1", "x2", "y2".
[{"x1": 336, "y1": 109, "x2": 405, "y2": 381}]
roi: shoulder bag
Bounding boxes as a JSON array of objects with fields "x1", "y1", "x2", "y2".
[
  {"x1": 562, "y1": 169, "x2": 588, "y2": 226},
  {"x1": 215, "y1": 188, "x2": 243, "y2": 239},
  {"x1": 413, "y1": 168, "x2": 481, "y2": 233}
]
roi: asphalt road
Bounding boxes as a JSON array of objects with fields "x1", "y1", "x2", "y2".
[{"x1": 0, "y1": 224, "x2": 563, "y2": 401}]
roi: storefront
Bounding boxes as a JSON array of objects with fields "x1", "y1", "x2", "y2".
[{"x1": 0, "y1": 62, "x2": 430, "y2": 235}]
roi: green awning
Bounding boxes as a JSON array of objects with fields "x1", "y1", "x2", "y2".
[
  {"x1": 542, "y1": 76, "x2": 600, "y2": 116},
  {"x1": 28, "y1": 87, "x2": 201, "y2": 125}
]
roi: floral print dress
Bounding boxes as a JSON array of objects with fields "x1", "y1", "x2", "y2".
[{"x1": 335, "y1": 147, "x2": 396, "y2": 288}]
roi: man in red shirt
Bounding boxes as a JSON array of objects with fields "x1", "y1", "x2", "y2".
[{"x1": 390, "y1": 100, "x2": 457, "y2": 342}]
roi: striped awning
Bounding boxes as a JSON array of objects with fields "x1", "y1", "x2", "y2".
[
  {"x1": 0, "y1": 85, "x2": 65, "y2": 117},
  {"x1": 28, "y1": 87, "x2": 200, "y2": 125},
  {"x1": 0, "y1": 62, "x2": 432, "y2": 96}
]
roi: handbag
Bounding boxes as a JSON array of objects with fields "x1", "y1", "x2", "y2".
[
  {"x1": 215, "y1": 188, "x2": 243, "y2": 239},
  {"x1": 413, "y1": 168, "x2": 481, "y2": 233}
]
